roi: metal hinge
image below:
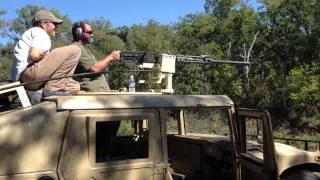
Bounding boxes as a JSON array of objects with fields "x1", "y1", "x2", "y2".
[{"x1": 153, "y1": 163, "x2": 167, "y2": 175}]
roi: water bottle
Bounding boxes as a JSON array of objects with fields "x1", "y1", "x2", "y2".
[{"x1": 128, "y1": 75, "x2": 135, "y2": 92}]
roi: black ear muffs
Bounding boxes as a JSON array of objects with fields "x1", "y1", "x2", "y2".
[{"x1": 72, "y1": 21, "x2": 83, "y2": 40}]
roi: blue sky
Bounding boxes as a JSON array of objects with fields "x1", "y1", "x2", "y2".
[
  {"x1": 2, "y1": 0, "x2": 259, "y2": 26},
  {"x1": 0, "y1": 0, "x2": 259, "y2": 43}
]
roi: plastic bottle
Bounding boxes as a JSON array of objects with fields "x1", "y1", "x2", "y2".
[{"x1": 128, "y1": 75, "x2": 135, "y2": 92}]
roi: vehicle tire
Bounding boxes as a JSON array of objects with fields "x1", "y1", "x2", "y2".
[
  {"x1": 282, "y1": 170, "x2": 319, "y2": 180},
  {"x1": 38, "y1": 175, "x2": 56, "y2": 180}
]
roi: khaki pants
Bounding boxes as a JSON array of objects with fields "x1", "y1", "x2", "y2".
[{"x1": 20, "y1": 45, "x2": 81, "y2": 91}]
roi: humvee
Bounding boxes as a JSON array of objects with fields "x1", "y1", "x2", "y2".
[
  {"x1": 0, "y1": 52, "x2": 319, "y2": 179},
  {"x1": 0, "y1": 93, "x2": 319, "y2": 180}
]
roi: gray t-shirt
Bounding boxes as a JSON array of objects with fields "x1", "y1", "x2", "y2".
[{"x1": 11, "y1": 27, "x2": 51, "y2": 81}]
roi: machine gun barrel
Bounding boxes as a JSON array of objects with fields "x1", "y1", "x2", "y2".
[
  {"x1": 120, "y1": 51, "x2": 250, "y2": 65},
  {"x1": 176, "y1": 55, "x2": 250, "y2": 65}
]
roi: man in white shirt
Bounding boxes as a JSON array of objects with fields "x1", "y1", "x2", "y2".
[{"x1": 11, "y1": 10, "x2": 81, "y2": 96}]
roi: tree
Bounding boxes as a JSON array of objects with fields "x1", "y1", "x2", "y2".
[
  {"x1": 0, "y1": 9, "x2": 11, "y2": 81},
  {"x1": 204, "y1": 0, "x2": 240, "y2": 16},
  {"x1": 0, "y1": 9, "x2": 6, "y2": 40},
  {"x1": 0, "y1": 45, "x2": 13, "y2": 80},
  {"x1": 3, "y1": 5, "x2": 72, "y2": 46},
  {"x1": 287, "y1": 63, "x2": 320, "y2": 116},
  {"x1": 116, "y1": 25, "x2": 130, "y2": 45},
  {"x1": 126, "y1": 20, "x2": 175, "y2": 52},
  {"x1": 174, "y1": 13, "x2": 224, "y2": 95},
  {"x1": 173, "y1": 3, "x2": 258, "y2": 100},
  {"x1": 87, "y1": 18, "x2": 125, "y2": 58},
  {"x1": 255, "y1": 0, "x2": 318, "y2": 110}
]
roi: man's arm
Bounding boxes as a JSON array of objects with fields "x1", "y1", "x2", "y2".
[
  {"x1": 28, "y1": 47, "x2": 47, "y2": 62},
  {"x1": 89, "y1": 51, "x2": 120, "y2": 72}
]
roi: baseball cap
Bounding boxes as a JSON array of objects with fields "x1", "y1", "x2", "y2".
[{"x1": 34, "y1": 10, "x2": 64, "y2": 24}]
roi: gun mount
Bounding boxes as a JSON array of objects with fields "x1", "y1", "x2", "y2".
[{"x1": 120, "y1": 51, "x2": 250, "y2": 94}]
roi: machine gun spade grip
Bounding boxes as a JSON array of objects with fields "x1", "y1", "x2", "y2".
[{"x1": 120, "y1": 51, "x2": 160, "y2": 64}]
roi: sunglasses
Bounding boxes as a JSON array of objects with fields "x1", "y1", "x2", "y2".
[{"x1": 84, "y1": 31, "x2": 93, "y2": 35}]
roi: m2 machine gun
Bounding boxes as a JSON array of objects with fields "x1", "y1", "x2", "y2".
[{"x1": 120, "y1": 51, "x2": 250, "y2": 93}]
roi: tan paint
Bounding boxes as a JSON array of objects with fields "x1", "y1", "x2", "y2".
[
  {"x1": 0, "y1": 102, "x2": 67, "y2": 176},
  {"x1": 275, "y1": 142, "x2": 320, "y2": 174},
  {"x1": 0, "y1": 94, "x2": 318, "y2": 179}
]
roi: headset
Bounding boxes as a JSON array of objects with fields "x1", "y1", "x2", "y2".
[{"x1": 72, "y1": 21, "x2": 84, "y2": 40}]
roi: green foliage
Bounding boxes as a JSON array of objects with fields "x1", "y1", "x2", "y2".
[
  {"x1": 259, "y1": 0, "x2": 283, "y2": 9},
  {"x1": 204, "y1": 0, "x2": 240, "y2": 16},
  {"x1": 0, "y1": 56, "x2": 12, "y2": 81},
  {"x1": 287, "y1": 63, "x2": 320, "y2": 115},
  {"x1": 273, "y1": 124, "x2": 320, "y2": 151},
  {"x1": 117, "y1": 120, "x2": 134, "y2": 136},
  {"x1": 89, "y1": 32, "x2": 125, "y2": 59},
  {"x1": 0, "y1": 45, "x2": 13, "y2": 81},
  {"x1": 174, "y1": 64, "x2": 207, "y2": 95},
  {"x1": 0, "y1": 9, "x2": 6, "y2": 36},
  {"x1": 184, "y1": 108, "x2": 230, "y2": 136},
  {"x1": 108, "y1": 62, "x2": 131, "y2": 90},
  {"x1": 89, "y1": 17, "x2": 112, "y2": 30},
  {"x1": 175, "y1": 14, "x2": 220, "y2": 55},
  {"x1": 127, "y1": 20, "x2": 175, "y2": 52},
  {"x1": 87, "y1": 18, "x2": 125, "y2": 56}
]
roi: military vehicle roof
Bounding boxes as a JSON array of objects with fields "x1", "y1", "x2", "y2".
[{"x1": 44, "y1": 94, "x2": 234, "y2": 110}]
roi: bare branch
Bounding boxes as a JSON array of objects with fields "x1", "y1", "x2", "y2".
[
  {"x1": 242, "y1": 43, "x2": 247, "y2": 60},
  {"x1": 246, "y1": 31, "x2": 259, "y2": 62},
  {"x1": 227, "y1": 42, "x2": 231, "y2": 59}
]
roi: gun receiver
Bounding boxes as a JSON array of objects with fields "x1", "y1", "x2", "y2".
[
  {"x1": 120, "y1": 51, "x2": 160, "y2": 63},
  {"x1": 120, "y1": 51, "x2": 250, "y2": 94}
]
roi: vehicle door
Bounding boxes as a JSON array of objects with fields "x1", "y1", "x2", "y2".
[
  {"x1": 58, "y1": 109, "x2": 167, "y2": 180},
  {"x1": 235, "y1": 108, "x2": 279, "y2": 180}
]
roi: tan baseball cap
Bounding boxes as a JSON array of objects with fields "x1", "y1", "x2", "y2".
[{"x1": 34, "y1": 10, "x2": 64, "y2": 24}]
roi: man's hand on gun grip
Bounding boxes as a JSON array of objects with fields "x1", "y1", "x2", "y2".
[{"x1": 109, "y1": 51, "x2": 121, "y2": 62}]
